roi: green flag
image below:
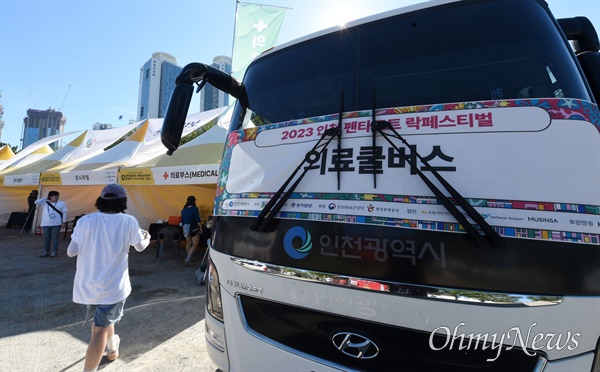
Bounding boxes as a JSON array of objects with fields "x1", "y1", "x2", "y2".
[{"x1": 231, "y1": 2, "x2": 286, "y2": 81}]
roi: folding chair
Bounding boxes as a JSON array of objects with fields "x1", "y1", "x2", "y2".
[{"x1": 156, "y1": 226, "x2": 182, "y2": 259}]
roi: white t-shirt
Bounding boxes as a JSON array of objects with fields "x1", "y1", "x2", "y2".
[
  {"x1": 67, "y1": 212, "x2": 148, "y2": 305},
  {"x1": 34, "y1": 198, "x2": 68, "y2": 226}
]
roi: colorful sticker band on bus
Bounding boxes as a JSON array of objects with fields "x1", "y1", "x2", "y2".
[
  {"x1": 216, "y1": 192, "x2": 600, "y2": 244},
  {"x1": 224, "y1": 98, "x2": 599, "y2": 153},
  {"x1": 218, "y1": 208, "x2": 599, "y2": 245},
  {"x1": 214, "y1": 98, "x2": 600, "y2": 244}
]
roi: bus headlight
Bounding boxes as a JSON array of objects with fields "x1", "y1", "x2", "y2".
[{"x1": 206, "y1": 257, "x2": 224, "y2": 322}]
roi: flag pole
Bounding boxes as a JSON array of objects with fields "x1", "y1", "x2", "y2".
[{"x1": 231, "y1": 0, "x2": 240, "y2": 63}]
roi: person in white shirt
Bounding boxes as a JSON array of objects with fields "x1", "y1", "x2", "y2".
[
  {"x1": 67, "y1": 184, "x2": 150, "y2": 372},
  {"x1": 35, "y1": 190, "x2": 68, "y2": 257}
]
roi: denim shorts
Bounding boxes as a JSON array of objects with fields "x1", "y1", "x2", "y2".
[{"x1": 84, "y1": 300, "x2": 126, "y2": 327}]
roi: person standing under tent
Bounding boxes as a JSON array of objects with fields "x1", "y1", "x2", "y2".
[
  {"x1": 35, "y1": 190, "x2": 68, "y2": 257},
  {"x1": 25, "y1": 189, "x2": 38, "y2": 232},
  {"x1": 181, "y1": 195, "x2": 202, "y2": 266},
  {"x1": 67, "y1": 183, "x2": 150, "y2": 371}
]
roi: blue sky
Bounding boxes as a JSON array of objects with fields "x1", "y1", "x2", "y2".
[{"x1": 0, "y1": 0, "x2": 598, "y2": 150}]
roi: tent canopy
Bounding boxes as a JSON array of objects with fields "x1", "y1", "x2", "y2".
[
  {"x1": 0, "y1": 145, "x2": 15, "y2": 162},
  {"x1": 0, "y1": 145, "x2": 54, "y2": 175},
  {"x1": 0, "y1": 122, "x2": 140, "y2": 176},
  {"x1": 2, "y1": 108, "x2": 228, "y2": 229},
  {"x1": 64, "y1": 121, "x2": 150, "y2": 172},
  {"x1": 137, "y1": 124, "x2": 227, "y2": 168},
  {"x1": 62, "y1": 107, "x2": 227, "y2": 174},
  {"x1": 0, "y1": 130, "x2": 82, "y2": 172}
]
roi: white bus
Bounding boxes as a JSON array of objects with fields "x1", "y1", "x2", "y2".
[{"x1": 162, "y1": 0, "x2": 600, "y2": 370}]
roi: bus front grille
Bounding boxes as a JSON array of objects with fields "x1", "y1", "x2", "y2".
[{"x1": 238, "y1": 295, "x2": 545, "y2": 371}]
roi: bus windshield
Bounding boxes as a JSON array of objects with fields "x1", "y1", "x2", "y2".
[{"x1": 234, "y1": 0, "x2": 591, "y2": 129}]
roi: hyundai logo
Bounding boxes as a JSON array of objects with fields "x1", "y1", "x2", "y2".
[{"x1": 331, "y1": 332, "x2": 379, "y2": 359}]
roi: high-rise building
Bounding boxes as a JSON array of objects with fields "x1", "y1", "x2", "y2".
[
  {"x1": 137, "y1": 52, "x2": 182, "y2": 121},
  {"x1": 0, "y1": 91, "x2": 4, "y2": 143},
  {"x1": 93, "y1": 122, "x2": 113, "y2": 130},
  {"x1": 200, "y1": 55, "x2": 232, "y2": 112},
  {"x1": 22, "y1": 108, "x2": 66, "y2": 150}
]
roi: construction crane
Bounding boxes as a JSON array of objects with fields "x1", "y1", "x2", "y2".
[
  {"x1": 60, "y1": 84, "x2": 71, "y2": 112},
  {"x1": 28, "y1": 90, "x2": 36, "y2": 108},
  {"x1": 0, "y1": 90, "x2": 4, "y2": 142}
]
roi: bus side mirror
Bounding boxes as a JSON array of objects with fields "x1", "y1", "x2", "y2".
[
  {"x1": 161, "y1": 62, "x2": 246, "y2": 155},
  {"x1": 161, "y1": 83, "x2": 194, "y2": 155},
  {"x1": 577, "y1": 51, "x2": 600, "y2": 103},
  {"x1": 558, "y1": 17, "x2": 600, "y2": 53}
]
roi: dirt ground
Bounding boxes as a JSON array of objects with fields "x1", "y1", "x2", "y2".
[{"x1": 0, "y1": 226, "x2": 218, "y2": 372}]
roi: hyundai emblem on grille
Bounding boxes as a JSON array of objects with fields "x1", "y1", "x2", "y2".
[{"x1": 332, "y1": 332, "x2": 380, "y2": 359}]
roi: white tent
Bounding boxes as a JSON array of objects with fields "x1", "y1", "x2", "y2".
[
  {"x1": 0, "y1": 185, "x2": 37, "y2": 227},
  {"x1": 28, "y1": 124, "x2": 153, "y2": 228},
  {"x1": 0, "y1": 130, "x2": 81, "y2": 172},
  {"x1": 0, "y1": 146, "x2": 50, "y2": 226},
  {"x1": 56, "y1": 107, "x2": 225, "y2": 185},
  {"x1": 119, "y1": 124, "x2": 227, "y2": 185},
  {"x1": 0, "y1": 145, "x2": 54, "y2": 174},
  {"x1": 31, "y1": 108, "x2": 227, "y2": 230},
  {"x1": 58, "y1": 121, "x2": 152, "y2": 177},
  {"x1": 1, "y1": 122, "x2": 140, "y2": 178},
  {"x1": 0, "y1": 123, "x2": 139, "y2": 226},
  {"x1": 118, "y1": 125, "x2": 228, "y2": 229}
]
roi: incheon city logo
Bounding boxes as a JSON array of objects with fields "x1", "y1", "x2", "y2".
[{"x1": 283, "y1": 226, "x2": 312, "y2": 259}]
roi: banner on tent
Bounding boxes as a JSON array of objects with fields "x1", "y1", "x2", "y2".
[
  {"x1": 1, "y1": 173, "x2": 39, "y2": 186},
  {"x1": 40, "y1": 172, "x2": 62, "y2": 185},
  {"x1": 118, "y1": 169, "x2": 155, "y2": 185},
  {"x1": 41, "y1": 170, "x2": 117, "y2": 185},
  {"x1": 119, "y1": 164, "x2": 220, "y2": 185}
]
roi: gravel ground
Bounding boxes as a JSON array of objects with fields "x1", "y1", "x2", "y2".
[{"x1": 0, "y1": 226, "x2": 218, "y2": 372}]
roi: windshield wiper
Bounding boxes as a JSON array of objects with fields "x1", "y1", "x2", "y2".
[
  {"x1": 336, "y1": 91, "x2": 344, "y2": 190},
  {"x1": 249, "y1": 127, "x2": 340, "y2": 232},
  {"x1": 250, "y1": 92, "x2": 345, "y2": 232},
  {"x1": 371, "y1": 117, "x2": 505, "y2": 248}
]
